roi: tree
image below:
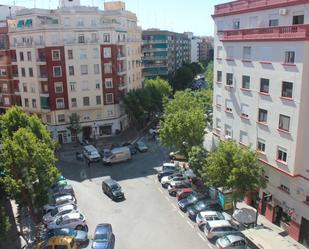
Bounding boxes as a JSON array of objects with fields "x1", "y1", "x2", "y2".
[
  {"x1": 193, "y1": 89, "x2": 213, "y2": 125},
  {"x1": 187, "y1": 62, "x2": 204, "y2": 76},
  {"x1": 67, "y1": 113, "x2": 82, "y2": 141},
  {"x1": 201, "y1": 140, "x2": 267, "y2": 207},
  {"x1": 0, "y1": 199, "x2": 11, "y2": 241},
  {"x1": 188, "y1": 146, "x2": 207, "y2": 175},
  {"x1": 205, "y1": 61, "x2": 214, "y2": 90},
  {"x1": 172, "y1": 66, "x2": 194, "y2": 91},
  {"x1": 144, "y1": 77, "x2": 172, "y2": 98}
]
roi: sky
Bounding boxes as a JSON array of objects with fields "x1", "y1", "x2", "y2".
[{"x1": 1, "y1": 0, "x2": 228, "y2": 36}]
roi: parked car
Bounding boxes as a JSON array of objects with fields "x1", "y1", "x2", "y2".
[
  {"x1": 52, "y1": 184, "x2": 75, "y2": 198},
  {"x1": 196, "y1": 211, "x2": 232, "y2": 229},
  {"x1": 168, "y1": 181, "x2": 191, "y2": 196},
  {"x1": 161, "y1": 174, "x2": 188, "y2": 188},
  {"x1": 204, "y1": 220, "x2": 239, "y2": 240},
  {"x1": 157, "y1": 169, "x2": 179, "y2": 182},
  {"x1": 43, "y1": 195, "x2": 76, "y2": 213},
  {"x1": 42, "y1": 204, "x2": 78, "y2": 224},
  {"x1": 187, "y1": 199, "x2": 222, "y2": 220},
  {"x1": 134, "y1": 141, "x2": 148, "y2": 152},
  {"x1": 102, "y1": 178, "x2": 125, "y2": 201},
  {"x1": 102, "y1": 147, "x2": 131, "y2": 165},
  {"x1": 47, "y1": 212, "x2": 88, "y2": 231},
  {"x1": 160, "y1": 162, "x2": 178, "y2": 172},
  {"x1": 176, "y1": 188, "x2": 194, "y2": 201},
  {"x1": 178, "y1": 193, "x2": 207, "y2": 212},
  {"x1": 51, "y1": 177, "x2": 68, "y2": 192},
  {"x1": 83, "y1": 145, "x2": 101, "y2": 162},
  {"x1": 169, "y1": 151, "x2": 186, "y2": 161},
  {"x1": 122, "y1": 142, "x2": 137, "y2": 155},
  {"x1": 216, "y1": 234, "x2": 247, "y2": 249},
  {"x1": 92, "y1": 223, "x2": 115, "y2": 249},
  {"x1": 35, "y1": 236, "x2": 77, "y2": 249},
  {"x1": 47, "y1": 228, "x2": 88, "y2": 245}
]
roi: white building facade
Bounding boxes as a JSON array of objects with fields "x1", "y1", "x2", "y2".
[
  {"x1": 8, "y1": 0, "x2": 142, "y2": 143},
  {"x1": 213, "y1": 0, "x2": 309, "y2": 245}
]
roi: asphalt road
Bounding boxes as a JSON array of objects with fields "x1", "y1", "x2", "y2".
[{"x1": 57, "y1": 138, "x2": 214, "y2": 249}]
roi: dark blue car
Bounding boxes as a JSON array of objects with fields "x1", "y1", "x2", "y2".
[
  {"x1": 178, "y1": 192, "x2": 207, "y2": 212},
  {"x1": 92, "y1": 223, "x2": 115, "y2": 249}
]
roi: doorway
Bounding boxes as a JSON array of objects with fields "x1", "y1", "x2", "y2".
[
  {"x1": 300, "y1": 217, "x2": 309, "y2": 247},
  {"x1": 261, "y1": 192, "x2": 267, "y2": 215},
  {"x1": 82, "y1": 126, "x2": 92, "y2": 140},
  {"x1": 274, "y1": 206, "x2": 283, "y2": 226}
]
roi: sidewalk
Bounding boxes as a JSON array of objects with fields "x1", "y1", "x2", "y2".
[{"x1": 236, "y1": 201, "x2": 306, "y2": 249}]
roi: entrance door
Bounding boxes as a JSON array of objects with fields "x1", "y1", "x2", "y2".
[
  {"x1": 58, "y1": 133, "x2": 63, "y2": 144},
  {"x1": 273, "y1": 206, "x2": 283, "y2": 226},
  {"x1": 261, "y1": 192, "x2": 267, "y2": 215},
  {"x1": 82, "y1": 126, "x2": 92, "y2": 140},
  {"x1": 300, "y1": 217, "x2": 309, "y2": 247}
]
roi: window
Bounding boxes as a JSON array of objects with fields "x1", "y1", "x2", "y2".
[
  {"x1": 279, "y1": 114, "x2": 290, "y2": 131},
  {"x1": 282, "y1": 81, "x2": 293, "y2": 98},
  {"x1": 240, "y1": 131, "x2": 248, "y2": 145},
  {"x1": 225, "y1": 99, "x2": 233, "y2": 112},
  {"x1": 217, "y1": 46, "x2": 223, "y2": 58},
  {"x1": 28, "y1": 68, "x2": 33, "y2": 77},
  {"x1": 269, "y1": 19, "x2": 279, "y2": 27},
  {"x1": 32, "y1": 99, "x2": 36, "y2": 108},
  {"x1": 225, "y1": 125, "x2": 232, "y2": 138},
  {"x1": 0, "y1": 68, "x2": 6, "y2": 76},
  {"x1": 285, "y1": 51, "x2": 295, "y2": 64},
  {"x1": 260, "y1": 78, "x2": 269, "y2": 93},
  {"x1": 103, "y1": 47, "x2": 111, "y2": 58},
  {"x1": 233, "y1": 19, "x2": 240, "y2": 29},
  {"x1": 21, "y1": 67, "x2": 26, "y2": 77},
  {"x1": 277, "y1": 147, "x2": 287, "y2": 162},
  {"x1": 4, "y1": 97, "x2": 9, "y2": 105},
  {"x1": 95, "y1": 81, "x2": 101, "y2": 89},
  {"x1": 27, "y1": 51, "x2": 31, "y2": 61},
  {"x1": 242, "y1": 75, "x2": 250, "y2": 89},
  {"x1": 216, "y1": 95, "x2": 222, "y2": 106},
  {"x1": 58, "y1": 114, "x2": 65, "y2": 123},
  {"x1": 216, "y1": 118, "x2": 221, "y2": 130},
  {"x1": 226, "y1": 46, "x2": 234, "y2": 59},
  {"x1": 80, "y1": 65, "x2": 88, "y2": 75},
  {"x1": 79, "y1": 49, "x2": 87, "y2": 59},
  {"x1": 68, "y1": 49, "x2": 73, "y2": 59},
  {"x1": 243, "y1": 46, "x2": 251, "y2": 60},
  {"x1": 67, "y1": 66, "x2": 74, "y2": 76},
  {"x1": 55, "y1": 82, "x2": 63, "y2": 93},
  {"x1": 257, "y1": 138, "x2": 266, "y2": 152},
  {"x1": 94, "y1": 64, "x2": 100, "y2": 74},
  {"x1": 104, "y1": 63, "x2": 112, "y2": 74},
  {"x1": 78, "y1": 34, "x2": 85, "y2": 43},
  {"x1": 96, "y1": 95, "x2": 101, "y2": 105},
  {"x1": 103, "y1": 33, "x2": 110, "y2": 42},
  {"x1": 23, "y1": 83, "x2": 27, "y2": 92},
  {"x1": 241, "y1": 104, "x2": 249, "y2": 118},
  {"x1": 279, "y1": 184, "x2": 290, "y2": 194},
  {"x1": 53, "y1": 66, "x2": 62, "y2": 77},
  {"x1": 217, "y1": 71, "x2": 222, "y2": 82},
  {"x1": 83, "y1": 97, "x2": 90, "y2": 106},
  {"x1": 24, "y1": 98, "x2": 29, "y2": 107},
  {"x1": 293, "y1": 15, "x2": 304, "y2": 25},
  {"x1": 20, "y1": 52, "x2": 24, "y2": 61},
  {"x1": 70, "y1": 82, "x2": 76, "y2": 92},
  {"x1": 52, "y1": 50, "x2": 60, "y2": 61},
  {"x1": 106, "y1": 93, "x2": 114, "y2": 104},
  {"x1": 30, "y1": 84, "x2": 35, "y2": 93},
  {"x1": 71, "y1": 98, "x2": 77, "y2": 107},
  {"x1": 226, "y1": 73, "x2": 233, "y2": 86},
  {"x1": 258, "y1": 108, "x2": 268, "y2": 123},
  {"x1": 56, "y1": 98, "x2": 64, "y2": 109},
  {"x1": 105, "y1": 78, "x2": 113, "y2": 88}
]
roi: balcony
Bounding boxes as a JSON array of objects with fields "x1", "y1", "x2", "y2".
[
  {"x1": 218, "y1": 24, "x2": 309, "y2": 42},
  {"x1": 142, "y1": 47, "x2": 168, "y2": 53},
  {"x1": 36, "y1": 56, "x2": 46, "y2": 64},
  {"x1": 143, "y1": 39, "x2": 167, "y2": 44},
  {"x1": 38, "y1": 73, "x2": 48, "y2": 80},
  {"x1": 142, "y1": 55, "x2": 167, "y2": 60},
  {"x1": 143, "y1": 63, "x2": 167, "y2": 68},
  {"x1": 214, "y1": 0, "x2": 306, "y2": 17}
]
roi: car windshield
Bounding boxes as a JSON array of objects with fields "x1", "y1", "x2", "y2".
[
  {"x1": 60, "y1": 228, "x2": 77, "y2": 237},
  {"x1": 50, "y1": 208, "x2": 58, "y2": 217},
  {"x1": 56, "y1": 217, "x2": 63, "y2": 225},
  {"x1": 218, "y1": 236, "x2": 230, "y2": 246},
  {"x1": 217, "y1": 212, "x2": 224, "y2": 220},
  {"x1": 187, "y1": 195, "x2": 197, "y2": 202},
  {"x1": 111, "y1": 184, "x2": 121, "y2": 191},
  {"x1": 196, "y1": 201, "x2": 206, "y2": 210},
  {"x1": 94, "y1": 233, "x2": 108, "y2": 242}
]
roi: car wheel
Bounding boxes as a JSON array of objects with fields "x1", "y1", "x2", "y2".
[{"x1": 75, "y1": 225, "x2": 83, "y2": 230}]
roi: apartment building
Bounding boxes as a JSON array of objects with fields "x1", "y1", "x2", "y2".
[
  {"x1": 213, "y1": 0, "x2": 309, "y2": 245},
  {"x1": 199, "y1": 36, "x2": 214, "y2": 63},
  {"x1": 185, "y1": 32, "x2": 201, "y2": 63},
  {"x1": 142, "y1": 29, "x2": 190, "y2": 79},
  {"x1": 8, "y1": 0, "x2": 142, "y2": 143}
]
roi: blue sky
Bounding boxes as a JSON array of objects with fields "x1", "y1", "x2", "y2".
[{"x1": 2, "y1": 0, "x2": 228, "y2": 36}]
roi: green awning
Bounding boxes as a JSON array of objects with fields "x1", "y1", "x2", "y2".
[
  {"x1": 17, "y1": 20, "x2": 24, "y2": 28},
  {"x1": 25, "y1": 19, "x2": 32, "y2": 27}
]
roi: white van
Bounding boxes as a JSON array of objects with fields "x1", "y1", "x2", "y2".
[
  {"x1": 102, "y1": 146, "x2": 131, "y2": 165},
  {"x1": 83, "y1": 145, "x2": 101, "y2": 162},
  {"x1": 161, "y1": 162, "x2": 177, "y2": 171}
]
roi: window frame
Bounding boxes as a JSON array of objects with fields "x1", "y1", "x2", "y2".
[
  {"x1": 260, "y1": 78, "x2": 269, "y2": 94},
  {"x1": 217, "y1": 71, "x2": 222, "y2": 82},
  {"x1": 278, "y1": 114, "x2": 290, "y2": 132},
  {"x1": 284, "y1": 51, "x2": 295, "y2": 64},
  {"x1": 106, "y1": 93, "x2": 114, "y2": 104},
  {"x1": 80, "y1": 65, "x2": 88, "y2": 75},
  {"x1": 53, "y1": 66, "x2": 62, "y2": 77},
  {"x1": 257, "y1": 138, "x2": 266, "y2": 153},
  {"x1": 277, "y1": 147, "x2": 288, "y2": 163},
  {"x1": 226, "y1": 73, "x2": 233, "y2": 86},
  {"x1": 242, "y1": 46, "x2": 251, "y2": 60},
  {"x1": 52, "y1": 49, "x2": 61, "y2": 61},
  {"x1": 242, "y1": 75, "x2": 250, "y2": 89},
  {"x1": 104, "y1": 78, "x2": 113, "y2": 88},
  {"x1": 71, "y1": 98, "x2": 77, "y2": 108},
  {"x1": 96, "y1": 95, "x2": 101, "y2": 105},
  {"x1": 55, "y1": 82, "x2": 64, "y2": 93},
  {"x1": 58, "y1": 114, "x2": 65, "y2": 123},
  {"x1": 281, "y1": 81, "x2": 293, "y2": 98},
  {"x1": 258, "y1": 108, "x2": 268, "y2": 123},
  {"x1": 68, "y1": 66, "x2": 74, "y2": 76},
  {"x1": 56, "y1": 98, "x2": 65, "y2": 109},
  {"x1": 67, "y1": 49, "x2": 73, "y2": 59},
  {"x1": 83, "y1": 96, "x2": 90, "y2": 106}
]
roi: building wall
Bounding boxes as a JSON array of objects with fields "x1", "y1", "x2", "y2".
[{"x1": 190, "y1": 37, "x2": 201, "y2": 63}]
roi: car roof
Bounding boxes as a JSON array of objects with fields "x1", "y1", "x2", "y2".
[
  {"x1": 200, "y1": 211, "x2": 219, "y2": 216},
  {"x1": 163, "y1": 163, "x2": 175, "y2": 167},
  {"x1": 58, "y1": 204, "x2": 75, "y2": 211},
  {"x1": 224, "y1": 234, "x2": 245, "y2": 243},
  {"x1": 84, "y1": 145, "x2": 96, "y2": 150},
  {"x1": 62, "y1": 212, "x2": 81, "y2": 220},
  {"x1": 55, "y1": 195, "x2": 73, "y2": 201},
  {"x1": 111, "y1": 146, "x2": 130, "y2": 153},
  {"x1": 95, "y1": 223, "x2": 112, "y2": 234},
  {"x1": 103, "y1": 178, "x2": 118, "y2": 186},
  {"x1": 207, "y1": 220, "x2": 231, "y2": 227}
]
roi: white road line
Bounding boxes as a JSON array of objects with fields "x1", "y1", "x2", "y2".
[
  {"x1": 186, "y1": 220, "x2": 194, "y2": 229},
  {"x1": 198, "y1": 233, "x2": 206, "y2": 241},
  {"x1": 178, "y1": 210, "x2": 184, "y2": 217},
  {"x1": 170, "y1": 203, "x2": 177, "y2": 209},
  {"x1": 164, "y1": 196, "x2": 169, "y2": 201},
  {"x1": 157, "y1": 187, "x2": 163, "y2": 193},
  {"x1": 207, "y1": 243, "x2": 212, "y2": 248}
]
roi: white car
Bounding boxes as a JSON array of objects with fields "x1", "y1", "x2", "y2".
[
  {"x1": 43, "y1": 195, "x2": 76, "y2": 213},
  {"x1": 161, "y1": 174, "x2": 188, "y2": 188},
  {"x1": 196, "y1": 211, "x2": 231, "y2": 229},
  {"x1": 42, "y1": 204, "x2": 78, "y2": 224},
  {"x1": 47, "y1": 212, "x2": 88, "y2": 231}
]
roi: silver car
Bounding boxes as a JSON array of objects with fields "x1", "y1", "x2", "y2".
[
  {"x1": 43, "y1": 195, "x2": 76, "y2": 213},
  {"x1": 47, "y1": 212, "x2": 88, "y2": 231},
  {"x1": 196, "y1": 211, "x2": 231, "y2": 229},
  {"x1": 42, "y1": 204, "x2": 78, "y2": 224},
  {"x1": 204, "y1": 220, "x2": 239, "y2": 239},
  {"x1": 216, "y1": 234, "x2": 247, "y2": 249}
]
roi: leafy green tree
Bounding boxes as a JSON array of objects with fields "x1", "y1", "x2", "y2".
[
  {"x1": 172, "y1": 66, "x2": 194, "y2": 91},
  {"x1": 187, "y1": 62, "x2": 205, "y2": 75},
  {"x1": 205, "y1": 61, "x2": 214, "y2": 90},
  {"x1": 188, "y1": 146, "x2": 207, "y2": 175},
  {"x1": 201, "y1": 140, "x2": 267, "y2": 207},
  {"x1": 0, "y1": 199, "x2": 11, "y2": 241},
  {"x1": 194, "y1": 89, "x2": 213, "y2": 125},
  {"x1": 144, "y1": 77, "x2": 172, "y2": 98}
]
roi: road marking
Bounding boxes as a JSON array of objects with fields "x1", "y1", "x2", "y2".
[
  {"x1": 178, "y1": 211, "x2": 184, "y2": 217},
  {"x1": 171, "y1": 203, "x2": 177, "y2": 209},
  {"x1": 164, "y1": 196, "x2": 169, "y2": 201},
  {"x1": 157, "y1": 187, "x2": 163, "y2": 193},
  {"x1": 207, "y1": 243, "x2": 212, "y2": 248},
  {"x1": 186, "y1": 220, "x2": 194, "y2": 229},
  {"x1": 198, "y1": 233, "x2": 206, "y2": 241}
]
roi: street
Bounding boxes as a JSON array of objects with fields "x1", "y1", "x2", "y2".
[{"x1": 57, "y1": 138, "x2": 214, "y2": 249}]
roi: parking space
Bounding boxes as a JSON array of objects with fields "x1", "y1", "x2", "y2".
[{"x1": 57, "y1": 138, "x2": 214, "y2": 249}]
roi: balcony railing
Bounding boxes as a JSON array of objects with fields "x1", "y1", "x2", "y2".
[
  {"x1": 218, "y1": 24, "x2": 309, "y2": 42},
  {"x1": 214, "y1": 0, "x2": 305, "y2": 16}
]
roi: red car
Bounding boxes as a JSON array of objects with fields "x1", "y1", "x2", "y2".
[{"x1": 176, "y1": 188, "x2": 194, "y2": 201}]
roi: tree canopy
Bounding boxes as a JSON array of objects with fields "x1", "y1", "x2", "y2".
[
  {"x1": 188, "y1": 146, "x2": 207, "y2": 175},
  {"x1": 205, "y1": 61, "x2": 214, "y2": 90}
]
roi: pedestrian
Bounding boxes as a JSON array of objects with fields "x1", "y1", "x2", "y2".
[{"x1": 87, "y1": 160, "x2": 91, "y2": 168}]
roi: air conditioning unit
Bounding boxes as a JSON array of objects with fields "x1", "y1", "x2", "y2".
[{"x1": 279, "y1": 8, "x2": 287, "y2": 15}]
